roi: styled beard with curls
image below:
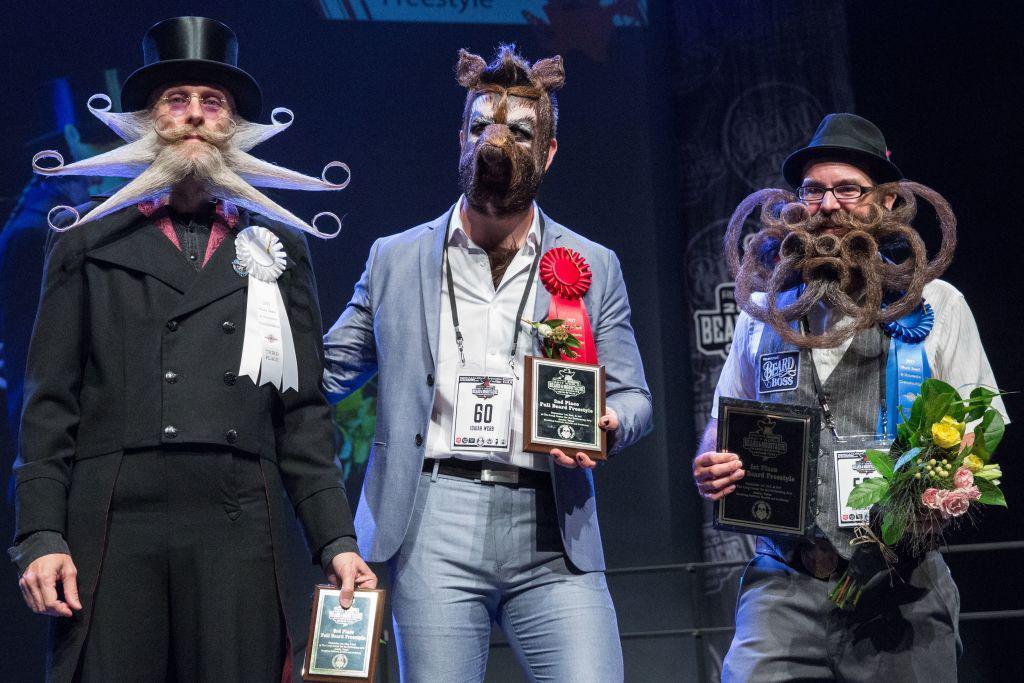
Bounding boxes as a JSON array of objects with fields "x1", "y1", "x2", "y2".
[
  {"x1": 725, "y1": 182, "x2": 957, "y2": 349},
  {"x1": 31, "y1": 95, "x2": 350, "y2": 237}
]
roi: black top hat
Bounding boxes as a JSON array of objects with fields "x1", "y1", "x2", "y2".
[
  {"x1": 782, "y1": 113, "x2": 902, "y2": 187},
  {"x1": 120, "y1": 16, "x2": 262, "y2": 119}
]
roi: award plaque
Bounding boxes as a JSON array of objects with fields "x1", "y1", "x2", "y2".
[
  {"x1": 714, "y1": 398, "x2": 819, "y2": 538},
  {"x1": 523, "y1": 355, "x2": 607, "y2": 461},
  {"x1": 302, "y1": 586, "x2": 385, "y2": 682}
]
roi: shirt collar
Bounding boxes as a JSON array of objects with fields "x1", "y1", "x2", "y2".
[{"x1": 448, "y1": 195, "x2": 541, "y2": 253}]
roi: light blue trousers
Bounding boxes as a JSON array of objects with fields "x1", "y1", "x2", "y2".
[{"x1": 388, "y1": 470, "x2": 624, "y2": 682}]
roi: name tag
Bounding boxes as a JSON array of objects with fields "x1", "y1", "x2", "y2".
[
  {"x1": 758, "y1": 350, "x2": 800, "y2": 394},
  {"x1": 451, "y1": 375, "x2": 514, "y2": 453},
  {"x1": 833, "y1": 438, "x2": 892, "y2": 527}
]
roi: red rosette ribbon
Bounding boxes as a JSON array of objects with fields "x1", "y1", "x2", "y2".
[{"x1": 539, "y1": 247, "x2": 598, "y2": 363}]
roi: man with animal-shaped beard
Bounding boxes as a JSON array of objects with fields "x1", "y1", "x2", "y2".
[
  {"x1": 8, "y1": 17, "x2": 376, "y2": 681},
  {"x1": 323, "y1": 45, "x2": 652, "y2": 681},
  {"x1": 692, "y1": 113, "x2": 1009, "y2": 681}
]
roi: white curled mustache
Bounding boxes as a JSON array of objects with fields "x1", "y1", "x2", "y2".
[{"x1": 33, "y1": 94, "x2": 350, "y2": 238}]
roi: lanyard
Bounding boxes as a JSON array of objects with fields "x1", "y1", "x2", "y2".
[
  {"x1": 799, "y1": 317, "x2": 888, "y2": 439},
  {"x1": 443, "y1": 206, "x2": 545, "y2": 375}
]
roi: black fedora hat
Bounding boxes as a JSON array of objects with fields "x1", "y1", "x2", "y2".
[
  {"x1": 120, "y1": 16, "x2": 261, "y2": 120},
  {"x1": 782, "y1": 113, "x2": 902, "y2": 187}
]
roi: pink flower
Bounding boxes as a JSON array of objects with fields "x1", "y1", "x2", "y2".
[
  {"x1": 921, "y1": 488, "x2": 942, "y2": 509},
  {"x1": 962, "y1": 485, "x2": 982, "y2": 501},
  {"x1": 939, "y1": 490, "x2": 971, "y2": 518},
  {"x1": 953, "y1": 467, "x2": 974, "y2": 489}
]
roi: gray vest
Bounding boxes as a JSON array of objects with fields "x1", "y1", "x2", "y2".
[{"x1": 754, "y1": 318, "x2": 886, "y2": 560}]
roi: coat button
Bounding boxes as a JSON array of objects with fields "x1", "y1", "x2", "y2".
[
  {"x1": 166, "y1": 320, "x2": 179, "y2": 331},
  {"x1": 164, "y1": 371, "x2": 178, "y2": 384},
  {"x1": 225, "y1": 429, "x2": 238, "y2": 444},
  {"x1": 163, "y1": 425, "x2": 178, "y2": 439},
  {"x1": 415, "y1": 433, "x2": 424, "y2": 447},
  {"x1": 426, "y1": 373, "x2": 434, "y2": 387},
  {"x1": 222, "y1": 321, "x2": 236, "y2": 334},
  {"x1": 223, "y1": 371, "x2": 237, "y2": 386}
]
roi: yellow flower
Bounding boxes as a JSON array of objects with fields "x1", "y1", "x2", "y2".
[
  {"x1": 940, "y1": 415, "x2": 966, "y2": 435},
  {"x1": 932, "y1": 421, "x2": 962, "y2": 449},
  {"x1": 963, "y1": 454, "x2": 984, "y2": 473}
]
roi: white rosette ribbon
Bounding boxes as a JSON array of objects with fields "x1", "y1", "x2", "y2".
[{"x1": 235, "y1": 226, "x2": 299, "y2": 392}]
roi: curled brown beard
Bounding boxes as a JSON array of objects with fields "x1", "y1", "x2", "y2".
[
  {"x1": 724, "y1": 181, "x2": 957, "y2": 348},
  {"x1": 458, "y1": 126, "x2": 544, "y2": 216}
]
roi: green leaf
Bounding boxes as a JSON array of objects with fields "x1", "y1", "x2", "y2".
[
  {"x1": 866, "y1": 449, "x2": 894, "y2": 479},
  {"x1": 893, "y1": 447, "x2": 922, "y2": 473},
  {"x1": 948, "y1": 399, "x2": 966, "y2": 422},
  {"x1": 975, "y1": 477, "x2": 1008, "y2": 507},
  {"x1": 882, "y1": 512, "x2": 908, "y2": 545},
  {"x1": 921, "y1": 378, "x2": 958, "y2": 401},
  {"x1": 847, "y1": 478, "x2": 890, "y2": 509},
  {"x1": 564, "y1": 336, "x2": 582, "y2": 348},
  {"x1": 981, "y1": 410, "x2": 1005, "y2": 455},
  {"x1": 545, "y1": 319, "x2": 564, "y2": 327},
  {"x1": 921, "y1": 379, "x2": 958, "y2": 429},
  {"x1": 966, "y1": 387, "x2": 997, "y2": 421}
]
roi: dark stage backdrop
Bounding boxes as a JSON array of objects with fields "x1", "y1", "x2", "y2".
[{"x1": 0, "y1": 2, "x2": 1021, "y2": 681}]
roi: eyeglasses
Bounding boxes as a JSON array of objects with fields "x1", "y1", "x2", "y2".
[
  {"x1": 797, "y1": 184, "x2": 874, "y2": 203},
  {"x1": 158, "y1": 93, "x2": 229, "y2": 117}
]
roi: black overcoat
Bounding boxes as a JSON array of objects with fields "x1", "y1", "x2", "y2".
[{"x1": 13, "y1": 203, "x2": 355, "y2": 681}]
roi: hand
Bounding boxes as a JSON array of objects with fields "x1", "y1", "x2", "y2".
[
  {"x1": 550, "y1": 408, "x2": 619, "y2": 470},
  {"x1": 19, "y1": 553, "x2": 82, "y2": 617},
  {"x1": 693, "y1": 451, "x2": 745, "y2": 501},
  {"x1": 327, "y1": 552, "x2": 378, "y2": 609}
]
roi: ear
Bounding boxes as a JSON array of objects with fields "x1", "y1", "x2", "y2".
[
  {"x1": 544, "y1": 138, "x2": 558, "y2": 172},
  {"x1": 456, "y1": 49, "x2": 487, "y2": 89},
  {"x1": 530, "y1": 56, "x2": 565, "y2": 92}
]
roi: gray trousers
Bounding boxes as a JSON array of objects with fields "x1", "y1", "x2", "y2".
[{"x1": 722, "y1": 550, "x2": 961, "y2": 682}]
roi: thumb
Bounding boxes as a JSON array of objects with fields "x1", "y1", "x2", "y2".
[
  {"x1": 62, "y1": 561, "x2": 82, "y2": 611},
  {"x1": 339, "y1": 565, "x2": 356, "y2": 610}
]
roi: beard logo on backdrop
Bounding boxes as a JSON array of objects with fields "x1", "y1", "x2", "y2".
[{"x1": 722, "y1": 82, "x2": 824, "y2": 190}]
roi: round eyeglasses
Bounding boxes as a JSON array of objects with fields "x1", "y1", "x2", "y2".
[{"x1": 158, "y1": 93, "x2": 229, "y2": 117}]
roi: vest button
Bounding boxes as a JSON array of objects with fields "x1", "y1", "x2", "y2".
[
  {"x1": 166, "y1": 320, "x2": 179, "y2": 332},
  {"x1": 222, "y1": 321, "x2": 236, "y2": 334},
  {"x1": 163, "y1": 425, "x2": 178, "y2": 439},
  {"x1": 225, "y1": 429, "x2": 239, "y2": 444},
  {"x1": 414, "y1": 433, "x2": 424, "y2": 447},
  {"x1": 164, "y1": 371, "x2": 178, "y2": 384},
  {"x1": 223, "y1": 371, "x2": 237, "y2": 386},
  {"x1": 427, "y1": 373, "x2": 434, "y2": 387}
]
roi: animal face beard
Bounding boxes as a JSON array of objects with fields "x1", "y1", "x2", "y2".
[
  {"x1": 32, "y1": 97, "x2": 351, "y2": 238},
  {"x1": 725, "y1": 182, "x2": 957, "y2": 349},
  {"x1": 458, "y1": 125, "x2": 545, "y2": 216}
]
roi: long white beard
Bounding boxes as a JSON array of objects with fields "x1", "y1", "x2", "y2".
[{"x1": 33, "y1": 95, "x2": 350, "y2": 238}]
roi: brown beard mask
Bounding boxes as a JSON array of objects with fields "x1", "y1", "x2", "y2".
[
  {"x1": 724, "y1": 181, "x2": 957, "y2": 349},
  {"x1": 455, "y1": 46, "x2": 564, "y2": 216}
]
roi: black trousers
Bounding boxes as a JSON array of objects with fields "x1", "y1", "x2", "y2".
[{"x1": 75, "y1": 448, "x2": 285, "y2": 682}]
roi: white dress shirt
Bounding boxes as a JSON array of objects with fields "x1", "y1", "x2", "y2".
[
  {"x1": 712, "y1": 279, "x2": 1009, "y2": 421},
  {"x1": 424, "y1": 198, "x2": 549, "y2": 470}
]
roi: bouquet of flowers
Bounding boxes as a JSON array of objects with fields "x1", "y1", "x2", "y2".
[{"x1": 830, "y1": 378, "x2": 1007, "y2": 609}]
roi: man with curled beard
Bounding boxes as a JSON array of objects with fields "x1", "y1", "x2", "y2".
[
  {"x1": 323, "y1": 45, "x2": 651, "y2": 681},
  {"x1": 9, "y1": 17, "x2": 375, "y2": 681},
  {"x1": 693, "y1": 113, "x2": 1008, "y2": 681}
]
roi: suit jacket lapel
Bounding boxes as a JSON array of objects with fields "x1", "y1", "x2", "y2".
[
  {"x1": 85, "y1": 208, "x2": 195, "y2": 294},
  {"x1": 168, "y1": 216, "x2": 246, "y2": 320},
  {"x1": 420, "y1": 206, "x2": 454, "y2": 368}
]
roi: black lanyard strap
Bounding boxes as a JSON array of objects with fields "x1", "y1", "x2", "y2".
[{"x1": 443, "y1": 206, "x2": 545, "y2": 370}]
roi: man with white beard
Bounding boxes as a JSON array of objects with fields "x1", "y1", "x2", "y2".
[{"x1": 8, "y1": 17, "x2": 375, "y2": 681}]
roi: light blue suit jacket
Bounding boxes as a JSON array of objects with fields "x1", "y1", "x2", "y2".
[{"x1": 323, "y1": 205, "x2": 652, "y2": 571}]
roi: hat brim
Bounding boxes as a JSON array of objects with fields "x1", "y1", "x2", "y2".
[
  {"x1": 120, "y1": 59, "x2": 262, "y2": 120},
  {"x1": 782, "y1": 145, "x2": 903, "y2": 188}
]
